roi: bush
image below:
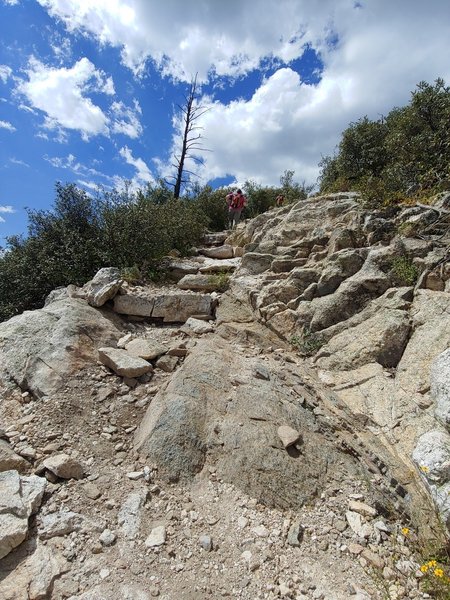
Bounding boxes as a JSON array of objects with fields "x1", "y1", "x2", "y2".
[
  {"x1": 390, "y1": 256, "x2": 420, "y2": 285},
  {"x1": 319, "y1": 78, "x2": 450, "y2": 206},
  {"x1": 207, "y1": 271, "x2": 230, "y2": 292}
]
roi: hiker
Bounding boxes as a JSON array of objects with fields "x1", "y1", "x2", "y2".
[
  {"x1": 226, "y1": 188, "x2": 247, "y2": 229},
  {"x1": 276, "y1": 194, "x2": 285, "y2": 207}
]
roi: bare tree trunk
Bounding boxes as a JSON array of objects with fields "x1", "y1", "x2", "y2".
[{"x1": 172, "y1": 74, "x2": 209, "y2": 199}]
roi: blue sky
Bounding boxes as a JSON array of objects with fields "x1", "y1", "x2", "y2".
[{"x1": 1, "y1": 0, "x2": 449, "y2": 243}]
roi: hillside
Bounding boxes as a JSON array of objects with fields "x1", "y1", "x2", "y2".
[{"x1": 0, "y1": 192, "x2": 449, "y2": 600}]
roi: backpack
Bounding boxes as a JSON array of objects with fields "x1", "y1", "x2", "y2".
[{"x1": 230, "y1": 193, "x2": 243, "y2": 209}]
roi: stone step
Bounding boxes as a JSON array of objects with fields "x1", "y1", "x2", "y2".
[
  {"x1": 202, "y1": 232, "x2": 229, "y2": 246},
  {"x1": 199, "y1": 245, "x2": 234, "y2": 259},
  {"x1": 177, "y1": 273, "x2": 228, "y2": 293},
  {"x1": 113, "y1": 292, "x2": 214, "y2": 323}
]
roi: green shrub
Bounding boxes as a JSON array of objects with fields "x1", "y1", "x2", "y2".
[
  {"x1": 319, "y1": 78, "x2": 450, "y2": 207},
  {"x1": 390, "y1": 256, "x2": 420, "y2": 285},
  {"x1": 291, "y1": 327, "x2": 324, "y2": 356},
  {"x1": 207, "y1": 271, "x2": 230, "y2": 292},
  {"x1": 120, "y1": 265, "x2": 142, "y2": 284},
  {"x1": 0, "y1": 183, "x2": 208, "y2": 322}
]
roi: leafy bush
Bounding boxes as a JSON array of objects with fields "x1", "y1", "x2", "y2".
[
  {"x1": 390, "y1": 256, "x2": 420, "y2": 285},
  {"x1": 120, "y1": 265, "x2": 143, "y2": 284},
  {"x1": 319, "y1": 78, "x2": 450, "y2": 206}
]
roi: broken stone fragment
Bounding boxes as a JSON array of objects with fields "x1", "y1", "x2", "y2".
[
  {"x1": 42, "y1": 453, "x2": 84, "y2": 480},
  {"x1": 199, "y1": 534, "x2": 213, "y2": 551},
  {"x1": 0, "y1": 439, "x2": 30, "y2": 473},
  {"x1": 84, "y1": 267, "x2": 123, "y2": 307},
  {"x1": 145, "y1": 525, "x2": 166, "y2": 547},
  {"x1": 277, "y1": 425, "x2": 301, "y2": 449},
  {"x1": 98, "y1": 347, "x2": 153, "y2": 378},
  {"x1": 185, "y1": 317, "x2": 214, "y2": 334},
  {"x1": 254, "y1": 364, "x2": 270, "y2": 380},
  {"x1": 348, "y1": 499, "x2": 377, "y2": 518},
  {"x1": 125, "y1": 338, "x2": 167, "y2": 360},
  {"x1": 287, "y1": 521, "x2": 304, "y2": 547},
  {"x1": 155, "y1": 355, "x2": 179, "y2": 373}
]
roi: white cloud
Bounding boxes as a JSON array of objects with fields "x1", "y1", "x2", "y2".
[
  {"x1": 37, "y1": 0, "x2": 333, "y2": 80},
  {"x1": 0, "y1": 204, "x2": 15, "y2": 226},
  {"x1": 119, "y1": 145, "x2": 155, "y2": 186},
  {"x1": 17, "y1": 57, "x2": 110, "y2": 140},
  {"x1": 0, "y1": 120, "x2": 16, "y2": 132},
  {"x1": 44, "y1": 152, "x2": 107, "y2": 179},
  {"x1": 0, "y1": 65, "x2": 13, "y2": 83},
  {"x1": 15, "y1": 57, "x2": 143, "y2": 143},
  {"x1": 10, "y1": 158, "x2": 29, "y2": 167},
  {"x1": 110, "y1": 99, "x2": 142, "y2": 138},
  {"x1": 35, "y1": 0, "x2": 450, "y2": 186}
]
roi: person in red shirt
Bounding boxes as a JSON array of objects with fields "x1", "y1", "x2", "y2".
[{"x1": 226, "y1": 188, "x2": 247, "y2": 229}]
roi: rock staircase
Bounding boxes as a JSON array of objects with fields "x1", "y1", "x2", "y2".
[{"x1": 78, "y1": 230, "x2": 244, "y2": 381}]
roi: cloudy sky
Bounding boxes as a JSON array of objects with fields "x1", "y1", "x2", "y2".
[{"x1": 0, "y1": 0, "x2": 449, "y2": 240}]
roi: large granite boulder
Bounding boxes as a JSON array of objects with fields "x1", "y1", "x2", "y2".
[
  {"x1": 0, "y1": 298, "x2": 121, "y2": 398},
  {"x1": 135, "y1": 333, "x2": 367, "y2": 510}
]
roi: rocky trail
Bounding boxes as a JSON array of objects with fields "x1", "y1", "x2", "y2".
[{"x1": 1, "y1": 193, "x2": 450, "y2": 599}]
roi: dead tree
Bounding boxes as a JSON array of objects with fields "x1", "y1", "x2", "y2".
[{"x1": 171, "y1": 74, "x2": 210, "y2": 199}]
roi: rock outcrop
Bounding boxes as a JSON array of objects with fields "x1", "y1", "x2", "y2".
[
  {"x1": 224, "y1": 193, "x2": 450, "y2": 529},
  {"x1": 0, "y1": 194, "x2": 449, "y2": 599}
]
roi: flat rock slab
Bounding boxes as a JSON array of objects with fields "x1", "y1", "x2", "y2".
[
  {"x1": 151, "y1": 294, "x2": 213, "y2": 323},
  {"x1": 98, "y1": 347, "x2": 153, "y2": 377},
  {"x1": 114, "y1": 293, "x2": 213, "y2": 323},
  {"x1": 125, "y1": 338, "x2": 166, "y2": 360},
  {"x1": 199, "y1": 245, "x2": 234, "y2": 259},
  {"x1": 114, "y1": 294, "x2": 154, "y2": 316},
  {"x1": 202, "y1": 232, "x2": 229, "y2": 246},
  {"x1": 177, "y1": 274, "x2": 222, "y2": 292},
  {"x1": 199, "y1": 258, "x2": 241, "y2": 274}
]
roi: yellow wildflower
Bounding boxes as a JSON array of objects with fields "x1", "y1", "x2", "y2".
[
  {"x1": 420, "y1": 465, "x2": 430, "y2": 473},
  {"x1": 420, "y1": 564, "x2": 429, "y2": 573},
  {"x1": 434, "y1": 568, "x2": 444, "y2": 578},
  {"x1": 401, "y1": 527, "x2": 409, "y2": 536},
  {"x1": 428, "y1": 560, "x2": 437, "y2": 568}
]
